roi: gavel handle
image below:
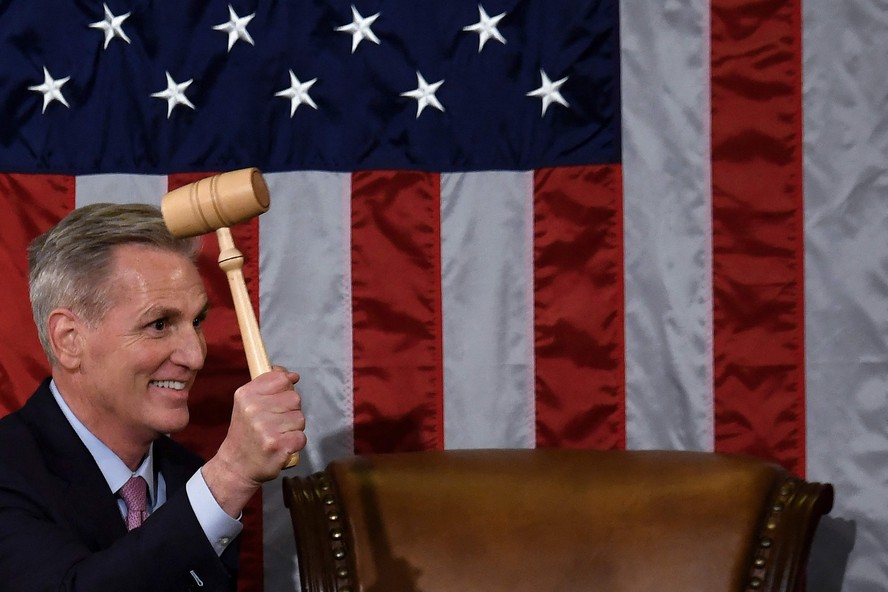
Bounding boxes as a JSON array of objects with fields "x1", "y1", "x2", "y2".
[{"x1": 216, "y1": 227, "x2": 299, "y2": 468}]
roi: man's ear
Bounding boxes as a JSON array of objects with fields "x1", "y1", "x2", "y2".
[{"x1": 47, "y1": 309, "x2": 83, "y2": 371}]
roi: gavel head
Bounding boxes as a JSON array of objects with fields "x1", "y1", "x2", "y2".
[{"x1": 161, "y1": 167, "x2": 270, "y2": 237}]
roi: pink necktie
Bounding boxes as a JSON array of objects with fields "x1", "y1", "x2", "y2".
[{"x1": 119, "y1": 476, "x2": 148, "y2": 530}]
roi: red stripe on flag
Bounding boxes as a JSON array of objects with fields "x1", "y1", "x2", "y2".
[
  {"x1": 0, "y1": 174, "x2": 72, "y2": 416},
  {"x1": 351, "y1": 170, "x2": 444, "y2": 453},
  {"x1": 710, "y1": 0, "x2": 806, "y2": 475},
  {"x1": 165, "y1": 173, "x2": 264, "y2": 592},
  {"x1": 533, "y1": 165, "x2": 625, "y2": 449}
]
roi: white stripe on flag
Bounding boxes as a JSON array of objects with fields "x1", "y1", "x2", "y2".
[
  {"x1": 441, "y1": 171, "x2": 536, "y2": 449},
  {"x1": 803, "y1": 0, "x2": 888, "y2": 587},
  {"x1": 620, "y1": 0, "x2": 714, "y2": 451},
  {"x1": 75, "y1": 174, "x2": 166, "y2": 208},
  {"x1": 260, "y1": 171, "x2": 355, "y2": 469},
  {"x1": 259, "y1": 171, "x2": 354, "y2": 591}
]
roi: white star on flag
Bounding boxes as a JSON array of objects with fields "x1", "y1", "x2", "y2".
[
  {"x1": 150, "y1": 72, "x2": 196, "y2": 118},
  {"x1": 28, "y1": 67, "x2": 70, "y2": 113},
  {"x1": 463, "y1": 5, "x2": 506, "y2": 52},
  {"x1": 400, "y1": 71, "x2": 445, "y2": 118},
  {"x1": 213, "y1": 4, "x2": 256, "y2": 52},
  {"x1": 275, "y1": 70, "x2": 318, "y2": 116},
  {"x1": 88, "y1": 3, "x2": 132, "y2": 49},
  {"x1": 526, "y1": 69, "x2": 569, "y2": 116},
  {"x1": 335, "y1": 5, "x2": 381, "y2": 53}
]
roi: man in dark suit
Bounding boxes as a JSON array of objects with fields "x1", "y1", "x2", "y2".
[{"x1": 0, "y1": 203, "x2": 306, "y2": 591}]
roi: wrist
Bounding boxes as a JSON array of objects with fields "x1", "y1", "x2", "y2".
[{"x1": 201, "y1": 456, "x2": 261, "y2": 518}]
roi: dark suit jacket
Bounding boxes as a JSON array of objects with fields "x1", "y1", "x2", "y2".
[{"x1": 0, "y1": 378, "x2": 239, "y2": 591}]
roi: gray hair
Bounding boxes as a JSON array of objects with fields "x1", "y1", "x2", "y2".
[{"x1": 28, "y1": 202, "x2": 200, "y2": 365}]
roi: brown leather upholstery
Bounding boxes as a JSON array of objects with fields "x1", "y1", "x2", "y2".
[{"x1": 282, "y1": 449, "x2": 833, "y2": 592}]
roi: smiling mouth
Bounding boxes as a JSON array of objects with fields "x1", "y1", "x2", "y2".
[{"x1": 150, "y1": 380, "x2": 187, "y2": 390}]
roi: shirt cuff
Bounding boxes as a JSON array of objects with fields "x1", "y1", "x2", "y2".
[{"x1": 186, "y1": 469, "x2": 244, "y2": 556}]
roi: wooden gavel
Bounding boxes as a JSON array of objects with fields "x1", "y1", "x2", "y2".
[{"x1": 161, "y1": 168, "x2": 299, "y2": 469}]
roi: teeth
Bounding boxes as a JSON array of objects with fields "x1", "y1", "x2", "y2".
[{"x1": 151, "y1": 380, "x2": 186, "y2": 390}]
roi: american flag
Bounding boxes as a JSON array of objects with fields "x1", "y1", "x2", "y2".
[{"x1": 0, "y1": 1, "x2": 886, "y2": 591}]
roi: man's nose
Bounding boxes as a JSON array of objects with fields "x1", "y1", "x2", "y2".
[{"x1": 171, "y1": 326, "x2": 206, "y2": 370}]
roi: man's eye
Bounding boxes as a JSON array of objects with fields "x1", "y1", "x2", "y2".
[
  {"x1": 150, "y1": 319, "x2": 167, "y2": 331},
  {"x1": 193, "y1": 311, "x2": 207, "y2": 329}
]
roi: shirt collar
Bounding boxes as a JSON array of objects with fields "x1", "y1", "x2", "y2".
[{"x1": 49, "y1": 379, "x2": 157, "y2": 507}]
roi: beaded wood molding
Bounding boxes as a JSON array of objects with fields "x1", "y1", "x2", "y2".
[
  {"x1": 744, "y1": 475, "x2": 830, "y2": 592},
  {"x1": 285, "y1": 470, "x2": 356, "y2": 592}
]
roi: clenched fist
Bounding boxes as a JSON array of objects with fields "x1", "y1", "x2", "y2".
[{"x1": 201, "y1": 367, "x2": 306, "y2": 518}]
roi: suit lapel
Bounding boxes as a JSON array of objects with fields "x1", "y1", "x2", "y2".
[
  {"x1": 19, "y1": 381, "x2": 128, "y2": 546},
  {"x1": 19, "y1": 382, "x2": 212, "y2": 557}
]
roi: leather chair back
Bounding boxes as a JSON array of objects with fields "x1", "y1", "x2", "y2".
[{"x1": 283, "y1": 449, "x2": 833, "y2": 592}]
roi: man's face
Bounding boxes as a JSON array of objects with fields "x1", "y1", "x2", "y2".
[{"x1": 75, "y1": 244, "x2": 208, "y2": 443}]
